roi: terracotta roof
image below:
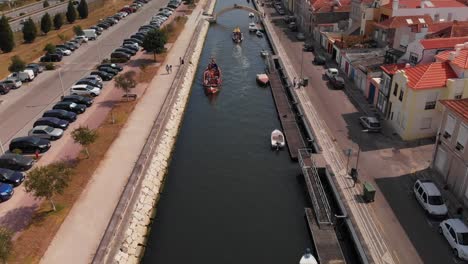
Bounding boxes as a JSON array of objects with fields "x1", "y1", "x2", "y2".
[
  {"x1": 428, "y1": 21, "x2": 453, "y2": 33},
  {"x1": 375, "y1": 15, "x2": 432, "y2": 29},
  {"x1": 440, "y1": 99, "x2": 468, "y2": 123},
  {"x1": 310, "y1": 0, "x2": 351, "y2": 12},
  {"x1": 382, "y1": 0, "x2": 467, "y2": 9},
  {"x1": 402, "y1": 62, "x2": 457, "y2": 89},
  {"x1": 436, "y1": 49, "x2": 468, "y2": 69},
  {"x1": 380, "y1": 63, "x2": 407, "y2": 75},
  {"x1": 426, "y1": 21, "x2": 468, "y2": 38},
  {"x1": 420, "y1": 37, "x2": 468, "y2": 49}
]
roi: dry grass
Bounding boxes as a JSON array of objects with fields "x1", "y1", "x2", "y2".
[
  {"x1": 8, "y1": 100, "x2": 137, "y2": 264},
  {"x1": 0, "y1": 0, "x2": 131, "y2": 79},
  {"x1": 166, "y1": 16, "x2": 187, "y2": 45}
]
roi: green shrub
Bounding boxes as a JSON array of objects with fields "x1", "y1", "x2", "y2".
[{"x1": 44, "y1": 62, "x2": 55, "y2": 70}]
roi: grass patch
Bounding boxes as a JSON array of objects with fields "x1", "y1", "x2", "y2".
[{"x1": 0, "y1": 0, "x2": 131, "y2": 79}]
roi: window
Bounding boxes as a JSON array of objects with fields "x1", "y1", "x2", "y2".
[
  {"x1": 393, "y1": 83, "x2": 399, "y2": 96},
  {"x1": 374, "y1": 30, "x2": 378, "y2": 40},
  {"x1": 450, "y1": 228, "x2": 456, "y2": 240},
  {"x1": 382, "y1": 32, "x2": 387, "y2": 41},
  {"x1": 434, "y1": 14, "x2": 440, "y2": 22},
  {"x1": 425, "y1": 92, "x2": 438, "y2": 110},
  {"x1": 409, "y1": 52, "x2": 418, "y2": 65},
  {"x1": 455, "y1": 94, "x2": 463, "y2": 99},
  {"x1": 422, "y1": 192, "x2": 428, "y2": 203},
  {"x1": 399, "y1": 90, "x2": 404, "y2": 101},
  {"x1": 421, "y1": 117, "x2": 432, "y2": 129},
  {"x1": 444, "y1": 115, "x2": 456, "y2": 138},
  {"x1": 456, "y1": 125, "x2": 468, "y2": 152}
]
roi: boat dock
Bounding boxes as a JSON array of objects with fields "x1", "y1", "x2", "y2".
[{"x1": 268, "y1": 70, "x2": 305, "y2": 160}]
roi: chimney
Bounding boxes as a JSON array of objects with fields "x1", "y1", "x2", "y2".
[
  {"x1": 448, "y1": 51, "x2": 456, "y2": 61},
  {"x1": 455, "y1": 48, "x2": 461, "y2": 57},
  {"x1": 405, "y1": 63, "x2": 411, "y2": 68},
  {"x1": 464, "y1": 42, "x2": 468, "y2": 49},
  {"x1": 455, "y1": 44, "x2": 464, "y2": 50},
  {"x1": 392, "y1": 0, "x2": 399, "y2": 10},
  {"x1": 420, "y1": 0, "x2": 425, "y2": 8}
]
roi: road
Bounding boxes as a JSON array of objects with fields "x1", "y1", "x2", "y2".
[{"x1": 2, "y1": 0, "x2": 60, "y2": 20}]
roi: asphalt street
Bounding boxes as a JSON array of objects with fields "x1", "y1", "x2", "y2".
[
  {"x1": 2, "y1": 0, "x2": 60, "y2": 21},
  {"x1": 0, "y1": 0, "x2": 169, "y2": 150}
]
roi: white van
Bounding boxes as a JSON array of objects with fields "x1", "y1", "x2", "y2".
[
  {"x1": 83, "y1": 29, "x2": 97, "y2": 40},
  {"x1": 413, "y1": 179, "x2": 448, "y2": 217},
  {"x1": 8, "y1": 69, "x2": 35, "y2": 82}
]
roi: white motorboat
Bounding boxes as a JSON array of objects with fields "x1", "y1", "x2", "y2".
[
  {"x1": 271, "y1": 129, "x2": 285, "y2": 149},
  {"x1": 249, "y1": 22, "x2": 257, "y2": 32},
  {"x1": 249, "y1": 12, "x2": 255, "y2": 18},
  {"x1": 256, "y1": 73, "x2": 269, "y2": 85},
  {"x1": 256, "y1": 30, "x2": 263, "y2": 37},
  {"x1": 260, "y1": 49, "x2": 269, "y2": 57}
]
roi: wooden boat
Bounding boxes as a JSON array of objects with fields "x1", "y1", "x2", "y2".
[
  {"x1": 232, "y1": 27, "x2": 243, "y2": 43},
  {"x1": 203, "y1": 58, "x2": 222, "y2": 94},
  {"x1": 256, "y1": 73, "x2": 269, "y2": 85},
  {"x1": 256, "y1": 30, "x2": 263, "y2": 37},
  {"x1": 271, "y1": 129, "x2": 285, "y2": 149}
]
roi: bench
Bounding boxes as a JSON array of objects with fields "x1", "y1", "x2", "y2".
[{"x1": 122, "y1": 93, "x2": 137, "y2": 100}]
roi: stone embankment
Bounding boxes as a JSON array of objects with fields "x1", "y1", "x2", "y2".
[{"x1": 112, "y1": 11, "x2": 214, "y2": 264}]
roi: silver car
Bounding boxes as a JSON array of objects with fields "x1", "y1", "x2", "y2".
[
  {"x1": 28, "y1": 125, "x2": 64, "y2": 140},
  {"x1": 2, "y1": 78, "x2": 21, "y2": 89},
  {"x1": 359, "y1": 116, "x2": 382, "y2": 132}
]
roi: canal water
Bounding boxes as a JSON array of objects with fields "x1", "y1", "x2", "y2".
[{"x1": 141, "y1": 1, "x2": 312, "y2": 263}]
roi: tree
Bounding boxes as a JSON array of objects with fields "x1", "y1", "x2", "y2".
[
  {"x1": 142, "y1": 29, "x2": 167, "y2": 61},
  {"x1": 43, "y1": 43, "x2": 56, "y2": 54},
  {"x1": 22, "y1": 18, "x2": 37, "y2": 43},
  {"x1": 24, "y1": 162, "x2": 72, "y2": 211},
  {"x1": 71, "y1": 126, "x2": 98, "y2": 158},
  {"x1": 53, "y1": 13, "x2": 63, "y2": 30},
  {"x1": 73, "y1": 25, "x2": 83, "y2": 36},
  {"x1": 0, "y1": 15, "x2": 14, "y2": 53},
  {"x1": 8, "y1": 56, "x2": 25, "y2": 73},
  {"x1": 0, "y1": 227, "x2": 12, "y2": 264},
  {"x1": 43, "y1": 0, "x2": 50, "y2": 8},
  {"x1": 77, "y1": 0, "x2": 88, "y2": 19},
  {"x1": 66, "y1": 0, "x2": 77, "y2": 24},
  {"x1": 40, "y1": 12, "x2": 52, "y2": 34},
  {"x1": 114, "y1": 71, "x2": 137, "y2": 100}
]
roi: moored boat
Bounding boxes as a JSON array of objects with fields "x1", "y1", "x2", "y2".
[
  {"x1": 232, "y1": 27, "x2": 243, "y2": 43},
  {"x1": 260, "y1": 49, "x2": 269, "y2": 57},
  {"x1": 249, "y1": 12, "x2": 255, "y2": 18},
  {"x1": 271, "y1": 129, "x2": 285, "y2": 149},
  {"x1": 249, "y1": 22, "x2": 257, "y2": 32},
  {"x1": 256, "y1": 30, "x2": 263, "y2": 37},
  {"x1": 203, "y1": 58, "x2": 222, "y2": 94},
  {"x1": 256, "y1": 73, "x2": 269, "y2": 85}
]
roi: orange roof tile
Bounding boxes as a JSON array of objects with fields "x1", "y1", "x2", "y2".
[
  {"x1": 375, "y1": 15, "x2": 432, "y2": 29},
  {"x1": 310, "y1": 0, "x2": 351, "y2": 12},
  {"x1": 402, "y1": 62, "x2": 457, "y2": 89},
  {"x1": 382, "y1": 0, "x2": 466, "y2": 9},
  {"x1": 420, "y1": 37, "x2": 468, "y2": 49},
  {"x1": 440, "y1": 99, "x2": 468, "y2": 123},
  {"x1": 436, "y1": 49, "x2": 468, "y2": 69},
  {"x1": 427, "y1": 21, "x2": 468, "y2": 38},
  {"x1": 381, "y1": 63, "x2": 407, "y2": 75}
]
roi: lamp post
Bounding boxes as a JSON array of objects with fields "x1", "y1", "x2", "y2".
[
  {"x1": 58, "y1": 68, "x2": 66, "y2": 97},
  {"x1": 350, "y1": 129, "x2": 368, "y2": 186}
]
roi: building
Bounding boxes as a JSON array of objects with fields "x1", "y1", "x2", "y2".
[
  {"x1": 400, "y1": 36, "x2": 468, "y2": 64},
  {"x1": 388, "y1": 62, "x2": 461, "y2": 140},
  {"x1": 433, "y1": 99, "x2": 468, "y2": 207},
  {"x1": 435, "y1": 43, "x2": 468, "y2": 78},
  {"x1": 377, "y1": 63, "x2": 407, "y2": 118},
  {"x1": 295, "y1": 0, "x2": 351, "y2": 35},
  {"x1": 426, "y1": 20, "x2": 468, "y2": 38}
]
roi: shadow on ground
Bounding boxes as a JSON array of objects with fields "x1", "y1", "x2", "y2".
[{"x1": 0, "y1": 205, "x2": 36, "y2": 232}]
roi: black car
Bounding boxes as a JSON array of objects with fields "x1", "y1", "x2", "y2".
[
  {"x1": 100, "y1": 63, "x2": 123, "y2": 72},
  {"x1": 123, "y1": 38, "x2": 142, "y2": 45},
  {"x1": 63, "y1": 42, "x2": 77, "y2": 51},
  {"x1": 53, "y1": 101, "x2": 86, "y2": 114},
  {"x1": 0, "y1": 154, "x2": 34, "y2": 171},
  {"x1": 33, "y1": 117, "x2": 69, "y2": 130},
  {"x1": 114, "y1": 47, "x2": 136, "y2": 56},
  {"x1": 40, "y1": 53, "x2": 62, "y2": 62},
  {"x1": 110, "y1": 52, "x2": 131, "y2": 62},
  {"x1": 97, "y1": 22, "x2": 110, "y2": 29},
  {"x1": 67, "y1": 41, "x2": 79, "y2": 49},
  {"x1": 130, "y1": 34, "x2": 145, "y2": 41},
  {"x1": 0, "y1": 84, "x2": 11, "y2": 95},
  {"x1": 75, "y1": 79, "x2": 102, "y2": 88},
  {"x1": 90, "y1": 70, "x2": 113, "y2": 81},
  {"x1": 0, "y1": 168, "x2": 25, "y2": 187},
  {"x1": 97, "y1": 66, "x2": 119, "y2": 75},
  {"x1": 26, "y1": 63, "x2": 43, "y2": 75},
  {"x1": 303, "y1": 43, "x2": 314, "y2": 52},
  {"x1": 122, "y1": 44, "x2": 139, "y2": 52},
  {"x1": 43, "y1": 109, "x2": 77, "y2": 122},
  {"x1": 9, "y1": 136, "x2": 51, "y2": 154},
  {"x1": 56, "y1": 44, "x2": 74, "y2": 52},
  {"x1": 61, "y1": 95, "x2": 93, "y2": 107}
]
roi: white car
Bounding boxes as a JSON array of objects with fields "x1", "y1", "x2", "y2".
[
  {"x1": 83, "y1": 75, "x2": 103, "y2": 83},
  {"x1": 56, "y1": 47, "x2": 72, "y2": 56},
  {"x1": 28, "y1": 125, "x2": 64, "y2": 140},
  {"x1": 123, "y1": 42, "x2": 139, "y2": 49},
  {"x1": 70, "y1": 84, "x2": 101, "y2": 97},
  {"x1": 325, "y1": 68, "x2": 339, "y2": 79},
  {"x1": 75, "y1": 35, "x2": 88, "y2": 43},
  {"x1": 440, "y1": 219, "x2": 468, "y2": 260},
  {"x1": 3, "y1": 78, "x2": 22, "y2": 89},
  {"x1": 414, "y1": 179, "x2": 448, "y2": 217}
]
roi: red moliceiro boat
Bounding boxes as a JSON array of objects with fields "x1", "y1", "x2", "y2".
[{"x1": 203, "y1": 58, "x2": 222, "y2": 94}]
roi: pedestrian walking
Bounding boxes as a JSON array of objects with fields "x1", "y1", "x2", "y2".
[
  {"x1": 293, "y1": 77, "x2": 296, "y2": 87},
  {"x1": 179, "y1": 57, "x2": 182, "y2": 65},
  {"x1": 165, "y1": 64, "x2": 169, "y2": 74},
  {"x1": 181, "y1": 58, "x2": 184, "y2": 65},
  {"x1": 170, "y1": 65, "x2": 173, "y2": 73}
]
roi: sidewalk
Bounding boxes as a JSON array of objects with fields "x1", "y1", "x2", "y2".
[{"x1": 40, "y1": 5, "x2": 206, "y2": 264}]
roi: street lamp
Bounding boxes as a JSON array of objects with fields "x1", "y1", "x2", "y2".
[{"x1": 350, "y1": 129, "x2": 368, "y2": 186}]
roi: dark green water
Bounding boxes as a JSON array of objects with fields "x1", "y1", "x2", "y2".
[{"x1": 141, "y1": 1, "x2": 311, "y2": 263}]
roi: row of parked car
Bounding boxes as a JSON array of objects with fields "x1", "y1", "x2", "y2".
[{"x1": 0, "y1": 0, "x2": 155, "y2": 202}]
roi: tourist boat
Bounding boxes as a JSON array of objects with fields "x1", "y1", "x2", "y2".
[
  {"x1": 232, "y1": 27, "x2": 243, "y2": 43},
  {"x1": 256, "y1": 30, "x2": 263, "y2": 37},
  {"x1": 271, "y1": 129, "x2": 285, "y2": 149},
  {"x1": 249, "y1": 22, "x2": 257, "y2": 32},
  {"x1": 256, "y1": 73, "x2": 269, "y2": 85},
  {"x1": 260, "y1": 49, "x2": 269, "y2": 57},
  {"x1": 249, "y1": 12, "x2": 255, "y2": 18},
  {"x1": 203, "y1": 58, "x2": 222, "y2": 94}
]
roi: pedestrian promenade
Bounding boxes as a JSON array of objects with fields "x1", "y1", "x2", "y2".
[
  {"x1": 256, "y1": 4, "x2": 396, "y2": 264},
  {"x1": 40, "y1": 4, "x2": 207, "y2": 264}
]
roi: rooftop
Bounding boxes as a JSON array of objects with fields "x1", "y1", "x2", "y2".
[
  {"x1": 310, "y1": 0, "x2": 351, "y2": 12},
  {"x1": 426, "y1": 21, "x2": 468, "y2": 38},
  {"x1": 440, "y1": 98, "x2": 468, "y2": 123},
  {"x1": 382, "y1": 0, "x2": 467, "y2": 9},
  {"x1": 380, "y1": 63, "x2": 407, "y2": 75},
  {"x1": 375, "y1": 15, "x2": 433, "y2": 29},
  {"x1": 401, "y1": 62, "x2": 457, "y2": 89},
  {"x1": 420, "y1": 36, "x2": 468, "y2": 49},
  {"x1": 436, "y1": 48, "x2": 468, "y2": 69}
]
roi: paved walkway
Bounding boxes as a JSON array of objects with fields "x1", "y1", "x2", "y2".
[{"x1": 40, "y1": 4, "x2": 206, "y2": 264}]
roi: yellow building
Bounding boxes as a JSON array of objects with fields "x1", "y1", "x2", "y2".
[{"x1": 388, "y1": 61, "x2": 468, "y2": 140}]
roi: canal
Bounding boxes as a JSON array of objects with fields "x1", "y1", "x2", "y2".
[{"x1": 141, "y1": 1, "x2": 312, "y2": 263}]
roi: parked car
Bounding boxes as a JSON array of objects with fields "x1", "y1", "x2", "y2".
[
  {"x1": 122, "y1": 41, "x2": 139, "y2": 49},
  {"x1": 97, "y1": 66, "x2": 119, "y2": 75},
  {"x1": 359, "y1": 116, "x2": 382, "y2": 132},
  {"x1": 295, "y1": 32, "x2": 305, "y2": 40},
  {"x1": 110, "y1": 52, "x2": 131, "y2": 62},
  {"x1": 83, "y1": 75, "x2": 103, "y2": 83},
  {"x1": 0, "y1": 183, "x2": 14, "y2": 201},
  {"x1": 43, "y1": 109, "x2": 77, "y2": 122},
  {"x1": 122, "y1": 44, "x2": 139, "y2": 52},
  {"x1": 0, "y1": 154, "x2": 34, "y2": 171},
  {"x1": 313, "y1": 55, "x2": 326, "y2": 65},
  {"x1": 100, "y1": 63, "x2": 123, "y2": 72},
  {"x1": 75, "y1": 35, "x2": 88, "y2": 42},
  {"x1": 67, "y1": 41, "x2": 80, "y2": 49},
  {"x1": 28, "y1": 125, "x2": 64, "y2": 140},
  {"x1": 8, "y1": 70, "x2": 34, "y2": 82},
  {"x1": 90, "y1": 71, "x2": 114, "y2": 81},
  {"x1": 123, "y1": 38, "x2": 142, "y2": 45},
  {"x1": 0, "y1": 168, "x2": 25, "y2": 187},
  {"x1": 53, "y1": 101, "x2": 86, "y2": 114},
  {"x1": 61, "y1": 95, "x2": 93, "y2": 106},
  {"x1": 9, "y1": 136, "x2": 51, "y2": 154},
  {"x1": 56, "y1": 47, "x2": 72, "y2": 56},
  {"x1": 70, "y1": 84, "x2": 101, "y2": 97},
  {"x1": 97, "y1": 22, "x2": 110, "y2": 29},
  {"x1": 0, "y1": 84, "x2": 11, "y2": 95},
  {"x1": 57, "y1": 44, "x2": 75, "y2": 51},
  {"x1": 288, "y1": 22, "x2": 297, "y2": 31},
  {"x1": 33, "y1": 117, "x2": 69, "y2": 130},
  {"x1": 329, "y1": 76, "x2": 345, "y2": 89},
  {"x1": 26, "y1": 63, "x2": 44, "y2": 75},
  {"x1": 75, "y1": 78, "x2": 102, "y2": 88},
  {"x1": 439, "y1": 219, "x2": 468, "y2": 260},
  {"x1": 303, "y1": 43, "x2": 314, "y2": 52},
  {"x1": 324, "y1": 68, "x2": 339, "y2": 79},
  {"x1": 0, "y1": 79, "x2": 18, "y2": 90},
  {"x1": 114, "y1": 47, "x2": 136, "y2": 56},
  {"x1": 414, "y1": 179, "x2": 448, "y2": 217},
  {"x1": 4, "y1": 78, "x2": 22, "y2": 89},
  {"x1": 40, "y1": 53, "x2": 62, "y2": 62},
  {"x1": 130, "y1": 34, "x2": 145, "y2": 41}
]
